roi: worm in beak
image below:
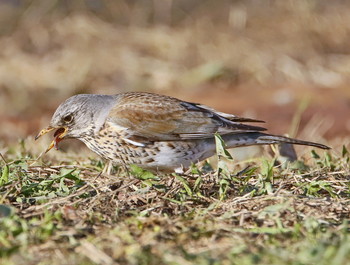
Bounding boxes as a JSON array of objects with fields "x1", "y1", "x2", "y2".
[{"x1": 35, "y1": 127, "x2": 68, "y2": 153}]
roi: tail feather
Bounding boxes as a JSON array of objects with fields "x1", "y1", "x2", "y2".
[{"x1": 222, "y1": 132, "x2": 330, "y2": 150}]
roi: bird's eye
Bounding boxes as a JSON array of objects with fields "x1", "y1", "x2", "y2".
[{"x1": 63, "y1": 114, "x2": 73, "y2": 123}]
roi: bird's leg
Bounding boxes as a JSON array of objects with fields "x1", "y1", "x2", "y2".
[
  {"x1": 102, "y1": 161, "x2": 114, "y2": 175},
  {"x1": 118, "y1": 157, "x2": 131, "y2": 178}
]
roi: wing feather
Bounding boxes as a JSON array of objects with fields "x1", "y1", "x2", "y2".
[{"x1": 107, "y1": 92, "x2": 266, "y2": 141}]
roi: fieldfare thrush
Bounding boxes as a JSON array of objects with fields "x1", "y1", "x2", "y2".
[{"x1": 35, "y1": 92, "x2": 329, "y2": 172}]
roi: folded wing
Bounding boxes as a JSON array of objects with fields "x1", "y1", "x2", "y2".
[{"x1": 107, "y1": 92, "x2": 266, "y2": 141}]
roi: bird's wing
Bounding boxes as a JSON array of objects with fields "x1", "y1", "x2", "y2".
[{"x1": 107, "y1": 92, "x2": 266, "y2": 141}]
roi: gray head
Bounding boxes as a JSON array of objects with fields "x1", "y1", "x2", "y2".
[{"x1": 48, "y1": 94, "x2": 116, "y2": 138}]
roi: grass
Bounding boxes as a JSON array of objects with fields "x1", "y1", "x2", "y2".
[{"x1": 0, "y1": 140, "x2": 349, "y2": 265}]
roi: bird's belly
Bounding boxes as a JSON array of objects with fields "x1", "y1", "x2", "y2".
[{"x1": 80, "y1": 135, "x2": 214, "y2": 171}]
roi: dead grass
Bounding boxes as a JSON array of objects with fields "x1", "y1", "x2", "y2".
[
  {"x1": 0, "y1": 0, "x2": 350, "y2": 140},
  {"x1": 0, "y1": 141, "x2": 349, "y2": 264}
]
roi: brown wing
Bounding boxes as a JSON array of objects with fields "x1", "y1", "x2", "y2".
[{"x1": 107, "y1": 92, "x2": 266, "y2": 141}]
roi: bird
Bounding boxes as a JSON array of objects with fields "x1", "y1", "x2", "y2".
[{"x1": 35, "y1": 92, "x2": 329, "y2": 173}]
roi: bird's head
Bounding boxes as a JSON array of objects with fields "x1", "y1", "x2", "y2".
[{"x1": 35, "y1": 94, "x2": 115, "y2": 152}]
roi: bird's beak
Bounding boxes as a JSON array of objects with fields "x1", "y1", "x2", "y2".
[
  {"x1": 35, "y1": 127, "x2": 54, "y2": 140},
  {"x1": 35, "y1": 126, "x2": 69, "y2": 153}
]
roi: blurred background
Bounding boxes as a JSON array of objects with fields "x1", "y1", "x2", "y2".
[{"x1": 0, "y1": 0, "x2": 349, "y2": 152}]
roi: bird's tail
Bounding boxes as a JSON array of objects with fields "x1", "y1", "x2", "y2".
[{"x1": 221, "y1": 132, "x2": 330, "y2": 150}]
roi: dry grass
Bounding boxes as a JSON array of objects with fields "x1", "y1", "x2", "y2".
[
  {"x1": 0, "y1": 0, "x2": 350, "y2": 140},
  {"x1": 0, "y1": 141, "x2": 349, "y2": 264}
]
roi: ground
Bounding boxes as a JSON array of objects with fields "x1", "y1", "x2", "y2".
[{"x1": 0, "y1": 140, "x2": 349, "y2": 264}]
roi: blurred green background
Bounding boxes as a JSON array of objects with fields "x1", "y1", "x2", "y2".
[{"x1": 0, "y1": 0, "x2": 349, "y2": 145}]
